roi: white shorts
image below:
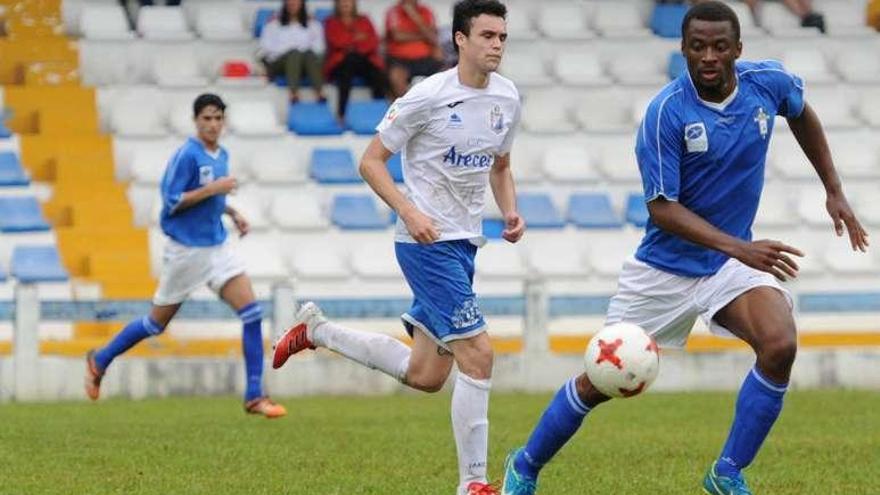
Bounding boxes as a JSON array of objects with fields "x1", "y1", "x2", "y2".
[
  {"x1": 153, "y1": 239, "x2": 246, "y2": 306},
  {"x1": 605, "y1": 256, "x2": 793, "y2": 348}
]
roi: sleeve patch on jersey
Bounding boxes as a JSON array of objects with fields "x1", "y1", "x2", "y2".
[{"x1": 684, "y1": 122, "x2": 708, "y2": 153}]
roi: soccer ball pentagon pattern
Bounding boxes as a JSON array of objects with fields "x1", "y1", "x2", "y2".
[{"x1": 584, "y1": 323, "x2": 660, "y2": 398}]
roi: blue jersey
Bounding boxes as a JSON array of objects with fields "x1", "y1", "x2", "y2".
[
  {"x1": 159, "y1": 137, "x2": 229, "y2": 247},
  {"x1": 634, "y1": 60, "x2": 805, "y2": 277}
]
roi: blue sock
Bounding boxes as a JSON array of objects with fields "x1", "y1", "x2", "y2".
[
  {"x1": 94, "y1": 316, "x2": 163, "y2": 371},
  {"x1": 715, "y1": 366, "x2": 787, "y2": 478},
  {"x1": 515, "y1": 377, "x2": 591, "y2": 479},
  {"x1": 239, "y1": 303, "x2": 264, "y2": 402}
]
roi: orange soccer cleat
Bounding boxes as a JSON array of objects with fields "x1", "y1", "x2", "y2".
[
  {"x1": 84, "y1": 350, "x2": 104, "y2": 401},
  {"x1": 244, "y1": 396, "x2": 287, "y2": 419}
]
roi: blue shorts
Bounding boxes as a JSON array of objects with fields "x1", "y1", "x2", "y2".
[{"x1": 395, "y1": 240, "x2": 487, "y2": 349}]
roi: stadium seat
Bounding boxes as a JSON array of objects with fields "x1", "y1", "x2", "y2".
[
  {"x1": 500, "y1": 51, "x2": 553, "y2": 87},
  {"x1": 151, "y1": 48, "x2": 209, "y2": 88},
  {"x1": 0, "y1": 152, "x2": 29, "y2": 186},
  {"x1": 571, "y1": 89, "x2": 632, "y2": 132},
  {"x1": 797, "y1": 188, "x2": 833, "y2": 227},
  {"x1": 589, "y1": 233, "x2": 642, "y2": 278},
  {"x1": 625, "y1": 193, "x2": 649, "y2": 227},
  {"x1": 803, "y1": 87, "x2": 860, "y2": 129},
  {"x1": 0, "y1": 262, "x2": 6, "y2": 282},
  {"x1": 195, "y1": 2, "x2": 250, "y2": 41},
  {"x1": 607, "y1": 51, "x2": 668, "y2": 86},
  {"x1": 350, "y1": 236, "x2": 402, "y2": 280},
  {"x1": 505, "y1": 6, "x2": 539, "y2": 41},
  {"x1": 538, "y1": 3, "x2": 595, "y2": 40},
  {"x1": 668, "y1": 52, "x2": 687, "y2": 80},
  {"x1": 270, "y1": 190, "x2": 330, "y2": 231},
  {"x1": 858, "y1": 88, "x2": 880, "y2": 127},
  {"x1": 567, "y1": 193, "x2": 623, "y2": 229},
  {"x1": 287, "y1": 102, "x2": 345, "y2": 136},
  {"x1": 827, "y1": 131, "x2": 879, "y2": 179},
  {"x1": 517, "y1": 193, "x2": 565, "y2": 229},
  {"x1": 521, "y1": 91, "x2": 577, "y2": 133},
  {"x1": 553, "y1": 51, "x2": 611, "y2": 87},
  {"x1": 79, "y1": 4, "x2": 133, "y2": 40},
  {"x1": 252, "y1": 7, "x2": 275, "y2": 38},
  {"x1": 506, "y1": 138, "x2": 544, "y2": 183},
  {"x1": 250, "y1": 147, "x2": 308, "y2": 184},
  {"x1": 11, "y1": 245, "x2": 69, "y2": 283},
  {"x1": 387, "y1": 153, "x2": 404, "y2": 183},
  {"x1": 782, "y1": 49, "x2": 836, "y2": 84},
  {"x1": 596, "y1": 135, "x2": 641, "y2": 182},
  {"x1": 754, "y1": 189, "x2": 798, "y2": 228},
  {"x1": 285, "y1": 242, "x2": 350, "y2": 280},
  {"x1": 228, "y1": 101, "x2": 285, "y2": 136},
  {"x1": 136, "y1": 6, "x2": 194, "y2": 40},
  {"x1": 823, "y1": 1, "x2": 879, "y2": 37},
  {"x1": 310, "y1": 148, "x2": 360, "y2": 184},
  {"x1": 835, "y1": 47, "x2": 880, "y2": 84},
  {"x1": 769, "y1": 132, "x2": 814, "y2": 179},
  {"x1": 541, "y1": 145, "x2": 599, "y2": 183},
  {"x1": 331, "y1": 194, "x2": 388, "y2": 230},
  {"x1": 110, "y1": 94, "x2": 168, "y2": 137},
  {"x1": 725, "y1": 1, "x2": 765, "y2": 38},
  {"x1": 524, "y1": 235, "x2": 591, "y2": 278},
  {"x1": 228, "y1": 190, "x2": 270, "y2": 231},
  {"x1": 760, "y1": 2, "x2": 821, "y2": 37},
  {"x1": 592, "y1": 2, "x2": 652, "y2": 38},
  {"x1": 476, "y1": 241, "x2": 527, "y2": 279},
  {"x1": 823, "y1": 237, "x2": 878, "y2": 275},
  {"x1": 344, "y1": 100, "x2": 389, "y2": 135},
  {"x1": 236, "y1": 235, "x2": 287, "y2": 280},
  {"x1": 651, "y1": 4, "x2": 688, "y2": 38},
  {"x1": 0, "y1": 197, "x2": 51, "y2": 232}
]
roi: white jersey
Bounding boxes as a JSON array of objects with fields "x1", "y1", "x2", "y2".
[{"x1": 376, "y1": 67, "x2": 521, "y2": 245}]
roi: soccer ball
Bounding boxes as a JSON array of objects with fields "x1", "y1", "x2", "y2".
[{"x1": 584, "y1": 322, "x2": 660, "y2": 398}]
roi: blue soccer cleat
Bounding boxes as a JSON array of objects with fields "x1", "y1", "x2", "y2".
[
  {"x1": 703, "y1": 461, "x2": 754, "y2": 495},
  {"x1": 501, "y1": 448, "x2": 537, "y2": 495}
]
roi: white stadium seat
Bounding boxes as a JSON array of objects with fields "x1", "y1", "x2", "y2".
[
  {"x1": 589, "y1": 232, "x2": 641, "y2": 278},
  {"x1": 782, "y1": 49, "x2": 836, "y2": 84},
  {"x1": 476, "y1": 241, "x2": 527, "y2": 279},
  {"x1": 835, "y1": 47, "x2": 880, "y2": 84},
  {"x1": 759, "y1": 2, "x2": 821, "y2": 38},
  {"x1": 269, "y1": 190, "x2": 330, "y2": 231},
  {"x1": 227, "y1": 189, "x2": 271, "y2": 231},
  {"x1": 349, "y1": 236, "x2": 402, "y2": 280},
  {"x1": 823, "y1": 1, "x2": 879, "y2": 37},
  {"x1": 195, "y1": 2, "x2": 250, "y2": 41},
  {"x1": 595, "y1": 135, "x2": 641, "y2": 182},
  {"x1": 541, "y1": 144, "x2": 599, "y2": 183},
  {"x1": 572, "y1": 88, "x2": 633, "y2": 132},
  {"x1": 236, "y1": 235, "x2": 288, "y2": 280},
  {"x1": 499, "y1": 50, "x2": 553, "y2": 87},
  {"x1": 130, "y1": 140, "x2": 179, "y2": 185},
  {"x1": 806, "y1": 87, "x2": 860, "y2": 129},
  {"x1": 250, "y1": 147, "x2": 308, "y2": 184},
  {"x1": 826, "y1": 131, "x2": 880, "y2": 179},
  {"x1": 591, "y1": 2, "x2": 651, "y2": 38},
  {"x1": 151, "y1": 48, "x2": 209, "y2": 88},
  {"x1": 508, "y1": 137, "x2": 546, "y2": 183},
  {"x1": 754, "y1": 188, "x2": 798, "y2": 228},
  {"x1": 79, "y1": 4, "x2": 133, "y2": 40},
  {"x1": 796, "y1": 187, "x2": 833, "y2": 227},
  {"x1": 538, "y1": 3, "x2": 595, "y2": 41},
  {"x1": 524, "y1": 237, "x2": 590, "y2": 278},
  {"x1": 858, "y1": 88, "x2": 880, "y2": 128},
  {"x1": 285, "y1": 243, "x2": 350, "y2": 280},
  {"x1": 769, "y1": 131, "x2": 813, "y2": 179},
  {"x1": 521, "y1": 90, "x2": 577, "y2": 134},
  {"x1": 227, "y1": 101, "x2": 286, "y2": 137},
  {"x1": 553, "y1": 51, "x2": 612, "y2": 87},
  {"x1": 724, "y1": 1, "x2": 765, "y2": 38},
  {"x1": 823, "y1": 236, "x2": 877, "y2": 275},
  {"x1": 137, "y1": 6, "x2": 194, "y2": 41},
  {"x1": 110, "y1": 91, "x2": 168, "y2": 138},
  {"x1": 606, "y1": 51, "x2": 667, "y2": 86},
  {"x1": 505, "y1": 5, "x2": 539, "y2": 41}
]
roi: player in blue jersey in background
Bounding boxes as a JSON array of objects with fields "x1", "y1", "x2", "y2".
[
  {"x1": 84, "y1": 94, "x2": 287, "y2": 419},
  {"x1": 502, "y1": 2, "x2": 869, "y2": 494}
]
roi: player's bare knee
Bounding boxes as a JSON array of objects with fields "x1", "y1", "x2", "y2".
[
  {"x1": 406, "y1": 370, "x2": 447, "y2": 393},
  {"x1": 759, "y1": 334, "x2": 798, "y2": 372}
]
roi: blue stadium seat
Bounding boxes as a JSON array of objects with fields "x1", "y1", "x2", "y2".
[
  {"x1": 0, "y1": 152, "x2": 28, "y2": 186},
  {"x1": 0, "y1": 122, "x2": 10, "y2": 139},
  {"x1": 0, "y1": 197, "x2": 50, "y2": 232},
  {"x1": 625, "y1": 193, "x2": 649, "y2": 227},
  {"x1": 482, "y1": 218, "x2": 505, "y2": 239},
  {"x1": 651, "y1": 4, "x2": 689, "y2": 38},
  {"x1": 288, "y1": 102, "x2": 345, "y2": 135},
  {"x1": 517, "y1": 193, "x2": 565, "y2": 229},
  {"x1": 387, "y1": 153, "x2": 403, "y2": 183},
  {"x1": 331, "y1": 194, "x2": 388, "y2": 229},
  {"x1": 668, "y1": 52, "x2": 687, "y2": 80},
  {"x1": 253, "y1": 8, "x2": 274, "y2": 38},
  {"x1": 310, "y1": 148, "x2": 360, "y2": 183},
  {"x1": 11, "y1": 245, "x2": 69, "y2": 283},
  {"x1": 0, "y1": 263, "x2": 7, "y2": 282},
  {"x1": 345, "y1": 100, "x2": 389, "y2": 135},
  {"x1": 315, "y1": 7, "x2": 332, "y2": 22},
  {"x1": 567, "y1": 193, "x2": 623, "y2": 229}
]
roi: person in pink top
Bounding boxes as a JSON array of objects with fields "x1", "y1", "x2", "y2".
[{"x1": 324, "y1": 0, "x2": 389, "y2": 119}]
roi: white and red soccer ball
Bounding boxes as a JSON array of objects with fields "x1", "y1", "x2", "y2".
[{"x1": 584, "y1": 322, "x2": 660, "y2": 398}]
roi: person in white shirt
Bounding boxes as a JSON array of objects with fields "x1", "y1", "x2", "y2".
[
  {"x1": 272, "y1": 1, "x2": 523, "y2": 493},
  {"x1": 259, "y1": 0, "x2": 327, "y2": 102}
]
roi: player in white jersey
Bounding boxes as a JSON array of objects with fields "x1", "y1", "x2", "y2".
[{"x1": 272, "y1": 1, "x2": 522, "y2": 493}]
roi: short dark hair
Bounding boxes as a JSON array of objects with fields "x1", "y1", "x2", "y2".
[
  {"x1": 681, "y1": 1, "x2": 740, "y2": 42},
  {"x1": 452, "y1": 0, "x2": 507, "y2": 54},
  {"x1": 193, "y1": 93, "x2": 226, "y2": 117}
]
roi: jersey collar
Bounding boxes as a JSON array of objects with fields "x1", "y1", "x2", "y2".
[{"x1": 685, "y1": 69, "x2": 740, "y2": 112}]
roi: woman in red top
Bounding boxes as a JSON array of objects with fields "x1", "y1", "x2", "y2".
[{"x1": 324, "y1": 0, "x2": 389, "y2": 119}]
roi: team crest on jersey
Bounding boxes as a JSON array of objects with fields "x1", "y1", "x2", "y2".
[
  {"x1": 754, "y1": 107, "x2": 769, "y2": 139},
  {"x1": 684, "y1": 122, "x2": 708, "y2": 153},
  {"x1": 447, "y1": 112, "x2": 464, "y2": 129},
  {"x1": 383, "y1": 102, "x2": 399, "y2": 123},
  {"x1": 198, "y1": 165, "x2": 214, "y2": 185},
  {"x1": 489, "y1": 105, "x2": 504, "y2": 134}
]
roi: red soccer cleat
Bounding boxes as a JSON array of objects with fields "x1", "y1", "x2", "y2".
[
  {"x1": 466, "y1": 482, "x2": 500, "y2": 495},
  {"x1": 272, "y1": 302, "x2": 326, "y2": 369}
]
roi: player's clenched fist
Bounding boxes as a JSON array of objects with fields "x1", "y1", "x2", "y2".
[
  {"x1": 734, "y1": 239, "x2": 804, "y2": 281},
  {"x1": 400, "y1": 206, "x2": 439, "y2": 244},
  {"x1": 211, "y1": 176, "x2": 238, "y2": 195}
]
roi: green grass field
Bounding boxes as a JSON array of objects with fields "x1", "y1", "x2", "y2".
[{"x1": 1, "y1": 390, "x2": 878, "y2": 494}]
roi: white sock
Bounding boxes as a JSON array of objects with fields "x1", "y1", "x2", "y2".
[
  {"x1": 452, "y1": 373, "x2": 491, "y2": 494},
  {"x1": 311, "y1": 321, "x2": 410, "y2": 383}
]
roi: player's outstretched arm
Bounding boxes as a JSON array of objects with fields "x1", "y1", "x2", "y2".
[
  {"x1": 171, "y1": 176, "x2": 238, "y2": 214},
  {"x1": 648, "y1": 198, "x2": 803, "y2": 281},
  {"x1": 359, "y1": 136, "x2": 438, "y2": 244},
  {"x1": 787, "y1": 102, "x2": 869, "y2": 251},
  {"x1": 490, "y1": 153, "x2": 524, "y2": 243}
]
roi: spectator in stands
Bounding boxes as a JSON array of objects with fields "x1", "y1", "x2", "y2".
[
  {"x1": 259, "y1": 0, "x2": 327, "y2": 103},
  {"x1": 740, "y1": 0, "x2": 826, "y2": 33},
  {"x1": 324, "y1": 0, "x2": 389, "y2": 119},
  {"x1": 384, "y1": 0, "x2": 443, "y2": 97}
]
